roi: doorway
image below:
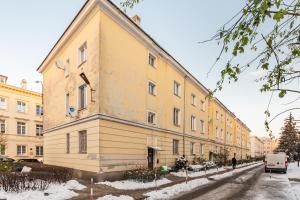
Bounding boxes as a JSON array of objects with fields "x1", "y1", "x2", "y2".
[{"x1": 148, "y1": 147, "x2": 154, "y2": 169}]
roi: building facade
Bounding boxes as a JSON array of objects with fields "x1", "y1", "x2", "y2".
[
  {"x1": 261, "y1": 137, "x2": 279, "y2": 154},
  {"x1": 0, "y1": 75, "x2": 43, "y2": 160},
  {"x1": 38, "y1": 0, "x2": 250, "y2": 174},
  {"x1": 250, "y1": 136, "x2": 264, "y2": 158}
]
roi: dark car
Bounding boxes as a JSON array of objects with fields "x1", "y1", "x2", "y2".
[
  {"x1": 17, "y1": 159, "x2": 40, "y2": 163},
  {"x1": 0, "y1": 156, "x2": 15, "y2": 163}
]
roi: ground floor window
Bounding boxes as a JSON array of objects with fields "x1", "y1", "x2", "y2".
[
  {"x1": 173, "y1": 139, "x2": 179, "y2": 155},
  {"x1": 0, "y1": 144, "x2": 5, "y2": 155},
  {"x1": 190, "y1": 142, "x2": 195, "y2": 155},
  {"x1": 17, "y1": 145, "x2": 26, "y2": 156},
  {"x1": 36, "y1": 146, "x2": 43, "y2": 156},
  {"x1": 79, "y1": 130, "x2": 87, "y2": 154}
]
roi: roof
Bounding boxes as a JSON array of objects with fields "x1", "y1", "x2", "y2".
[{"x1": 0, "y1": 83, "x2": 42, "y2": 97}]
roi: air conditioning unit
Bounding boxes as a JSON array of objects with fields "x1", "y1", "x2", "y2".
[{"x1": 67, "y1": 106, "x2": 78, "y2": 118}]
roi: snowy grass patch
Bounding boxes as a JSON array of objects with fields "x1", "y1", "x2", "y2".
[
  {"x1": 144, "y1": 178, "x2": 209, "y2": 200},
  {"x1": 171, "y1": 167, "x2": 226, "y2": 178},
  {"x1": 97, "y1": 195, "x2": 134, "y2": 200},
  {"x1": 0, "y1": 180, "x2": 86, "y2": 200},
  {"x1": 97, "y1": 178, "x2": 171, "y2": 190}
]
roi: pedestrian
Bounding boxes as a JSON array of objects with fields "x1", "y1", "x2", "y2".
[{"x1": 232, "y1": 154, "x2": 237, "y2": 169}]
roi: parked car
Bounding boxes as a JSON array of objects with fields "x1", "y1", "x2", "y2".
[
  {"x1": 264, "y1": 152, "x2": 288, "y2": 173},
  {"x1": 0, "y1": 156, "x2": 15, "y2": 163},
  {"x1": 17, "y1": 159, "x2": 41, "y2": 163}
]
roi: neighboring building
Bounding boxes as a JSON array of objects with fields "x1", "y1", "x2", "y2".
[
  {"x1": 250, "y1": 135, "x2": 264, "y2": 158},
  {"x1": 261, "y1": 137, "x2": 279, "y2": 154},
  {"x1": 37, "y1": 0, "x2": 251, "y2": 176},
  {"x1": 0, "y1": 75, "x2": 43, "y2": 160}
]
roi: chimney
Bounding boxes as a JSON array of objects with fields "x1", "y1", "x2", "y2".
[
  {"x1": 132, "y1": 15, "x2": 141, "y2": 26},
  {"x1": 0, "y1": 75, "x2": 7, "y2": 84},
  {"x1": 20, "y1": 79, "x2": 27, "y2": 90}
]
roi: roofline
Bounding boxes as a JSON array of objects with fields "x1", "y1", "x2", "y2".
[{"x1": 0, "y1": 83, "x2": 42, "y2": 97}]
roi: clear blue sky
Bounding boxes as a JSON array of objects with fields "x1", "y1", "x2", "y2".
[{"x1": 0, "y1": 0, "x2": 299, "y2": 137}]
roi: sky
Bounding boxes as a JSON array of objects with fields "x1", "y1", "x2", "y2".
[{"x1": 0, "y1": 0, "x2": 299, "y2": 138}]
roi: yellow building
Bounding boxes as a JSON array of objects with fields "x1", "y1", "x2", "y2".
[
  {"x1": 37, "y1": 0, "x2": 250, "y2": 176},
  {"x1": 0, "y1": 75, "x2": 43, "y2": 160},
  {"x1": 250, "y1": 135, "x2": 264, "y2": 158},
  {"x1": 261, "y1": 137, "x2": 279, "y2": 154}
]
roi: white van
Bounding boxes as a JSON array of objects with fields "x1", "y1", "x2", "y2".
[{"x1": 264, "y1": 152, "x2": 288, "y2": 173}]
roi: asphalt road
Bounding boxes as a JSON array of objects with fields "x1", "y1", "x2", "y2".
[{"x1": 174, "y1": 165, "x2": 296, "y2": 200}]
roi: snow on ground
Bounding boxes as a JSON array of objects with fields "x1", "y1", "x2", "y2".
[
  {"x1": 0, "y1": 180, "x2": 86, "y2": 200},
  {"x1": 144, "y1": 178, "x2": 209, "y2": 200},
  {"x1": 287, "y1": 162, "x2": 300, "y2": 179},
  {"x1": 97, "y1": 178, "x2": 171, "y2": 190},
  {"x1": 97, "y1": 195, "x2": 134, "y2": 200},
  {"x1": 171, "y1": 167, "x2": 226, "y2": 178}
]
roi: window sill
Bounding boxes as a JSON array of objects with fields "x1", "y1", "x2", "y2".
[
  {"x1": 78, "y1": 152, "x2": 87, "y2": 154},
  {"x1": 78, "y1": 60, "x2": 87, "y2": 68},
  {"x1": 174, "y1": 124, "x2": 181, "y2": 127},
  {"x1": 78, "y1": 107, "x2": 87, "y2": 112},
  {"x1": 174, "y1": 94, "x2": 181, "y2": 98}
]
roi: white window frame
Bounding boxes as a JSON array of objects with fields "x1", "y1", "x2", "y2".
[
  {"x1": 200, "y1": 100, "x2": 205, "y2": 111},
  {"x1": 78, "y1": 85, "x2": 87, "y2": 110},
  {"x1": 190, "y1": 142, "x2": 195, "y2": 155},
  {"x1": 173, "y1": 81, "x2": 180, "y2": 96},
  {"x1": 148, "y1": 81, "x2": 156, "y2": 96},
  {"x1": 191, "y1": 115, "x2": 196, "y2": 131},
  {"x1": 16, "y1": 101, "x2": 26, "y2": 113},
  {"x1": 200, "y1": 120, "x2": 205, "y2": 133},
  {"x1": 78, "y1": 42, "x2": 87, "y2": 66},
  {"x1": 147, "y1": 111, "x2": 156, "y2": 125},
  {"x1": 0, "y1": 97, "x2": 7, "y2": 110},
  {"x1": 36, "y1": 124, "x2": 43, "y2": 136},
  {"x1": 173, "y1": 139, "x2": 179, "y2": 155},
  {"x1": 200, "y1": 143, "x2": 205, "y2": 156},
  {"x1": 36, "y1": 146, "x2": 43, "y2": 156},
  {"x1": 148, "y1": 52, "x2": 156, "y2": 67},
  {"x1": 17, "y1": 122, "x2": 26, "y2": 135},
  {"x1": 79, "y1": 130, "x2": 87, "y2": 154},
  {"x1": 191, "y1": 94, "x2": 196, "y2": 106},
  {"x1": 36, "y1": 105, "x2": 43, "y2": 116},
  {"x1": 173, "y1": 108, "x2": 181, "y2": 126},
  {"x1": 17, "y1": 145, "x2": 26, "y2": 156}
]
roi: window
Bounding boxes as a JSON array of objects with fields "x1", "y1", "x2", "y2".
[
  {"x1": 79, "y1": 130, "x2": 87, "y2": 154},
  {"x1": 78, "y1": 85, "x2": 87, "y2": 110},
  {"x1": 36, "y1": 146, "x2": 43, "y2": 156},
  {"x1": 65, "y1": 59, "x2": 70, "y2": 77},
  {"x1": 0, "y1": 97, "x2": 7, "y2": 109},
  {"x1": 200, "y1": 120, "x2": 205, "y2": 133},
  {"x1": 173, "y1": 81, "x2": 180, "y2": 96},
  {"x1": 220, "y1": 129, "x2": 223, "y2": 140},
  {"x1": 148, "y1": 81, "x2": 156, "y2": 95},
  {"x1": 36, "y1": 124, "x2": 43, "y2": 136},
  {"x1": 215, "y1": 127, "x2": 218, "y2": 139},
  {"x1": 148, "y1": 53, "x2": 156, "y2": 67},
  {"x1": 173, "y1": 139, "x2": 179, "y2": 155},
  {"x1": 65, "y1": 93, "x2": 70, "y2": 114},
  {"x1": 200, "y1": 144, "x2": 205, "y2": 156},
  {"x1": 191, "y1": 94, "x2": 196, "y2": 106},
  {"x1": 200, "y1": 100, "x2": 205, "y2": 111},
  {"x1": 0, "y1": 120, "x2": 5, "y2": 134},
  {"x1": 221, "y1": 114, "x2": 223, "y2": 122},
  {"x1": 216, "y1": 111, "x2": 219, "y2": 120},
  {"x1": 17, "y1": 145, "x2": 26, "y2": 156},
  {"x1": 66, "y1": 133, "x2": 70, "y2": 154},
  {"x1": 173, "y1": 108, "x2": 180, "y2": 126},
  {"x1": 147, "y1": 112, "x2": 156, "y2": 125},
  {"x1": 78, "y1": 42, "x2": 87, "y2": 65},
  {"x1": 36, "y1": 105, "x2": 43, "y2": 116},
  {"x1": 191, "y1": 116, "x2": 196, "y2": 131},
  {"x1": 0, "y1": 145, "x2": 5, "y2": 155},
  {"x1": 17, "y1": 101, "x2": 26, "y2": 113},
  {"x1": 17, "y1": 122, "x2": 26, "y2": 135},
  {"x1": 190, "y1": 142, "x2": 194, "y2": 155}
]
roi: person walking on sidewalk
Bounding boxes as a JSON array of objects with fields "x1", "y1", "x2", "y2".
[{"x1": 232, "y1": 154, "x2": 237, "y2": 169}]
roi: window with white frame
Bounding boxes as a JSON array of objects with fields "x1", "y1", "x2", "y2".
[
  {"x1": 190, "y1": 142, "x2": 195, "y2": 155},
  {"x1": 36, "y1": 124, "x2": 43, "y2": 136},
  {"x1": 0, "y1": 120, "x2": 5, "y2": 134},
  {"x1": 79, "y1": 130, "x2": 87, "y2": 154},
  {"x1": 147, "y1": 112, "x2": 156, "y2": 125},
  {"x1": 200, "y1": 144, "x2": 205, "y2": 156},
  {"x1": 148, "y1": 53, "x2": 156, "y2": 67},
  {"x1": 0, "y1": 144, "x2": 5, "y2": 155},
  {"x1": 36, "y1": 105, "x2": 43, "y2": 116},
  {"x1": 17, "y1": 145, "x2": 26, "y2": 156},
  {"x1": 191, "y1": 94, "x2": 196, "y2": 106},
  {"x1": 65, "y1": 93, "x2": 70, "y2": 114},
  {"x1": 78, "y1": 42, "x2": 87, "y2": 65},
  {"x1": 66, "y1": 133, "x2": 70, "y2": 154},
  {"x1": 200, "y1": 100, "x2": 205, "y2": 111},
  {"x1": 216, "y1": 111, "x2": 219, "y2": 120},
  {"x1": 220, "y1": 129, "x2": 223, "y2": 140},
  {"x1": 191, "y1": 115, "x2": 196, "y2": 131},
  {"x1": 36, "y1": 146, "x2": 43, "y2": 156},
  {"x1": 0, "y1": 97, "x2": 7, "y2": 109},
  {"x1": 148, "y1": 81, "x2": 156, "y2": 95},
  {"x1": 173, "y1": 81, "x2": 180, "y2": 96},
  {"x1": 17, "y1": 122, "x2": 26, "y2": 135},
  {"x1": 200, "y1": 120, "x2": 205, "y2": 133},
  {"x1": 78, "y1": 85, "x2": 87, "y2": 110},
  {"x1": 16, "y1": 101, "x2": 26, "y2": 113},
  {"x1": 173, "y1": 108, "x2": 180, "y2": 126},
  {"x1": 173, "y1": 139, "x2": 179, "y2": 155}
]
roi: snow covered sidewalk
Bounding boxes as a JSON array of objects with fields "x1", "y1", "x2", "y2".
[{"x1": 0, "y1": 180, "x2": 86, "y2": 200}]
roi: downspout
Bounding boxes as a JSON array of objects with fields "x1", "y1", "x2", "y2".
[{"x1": 182, "y1": 75, "x2": 188, "y2": 156}]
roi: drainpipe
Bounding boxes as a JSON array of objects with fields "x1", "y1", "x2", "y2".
[{"x1": 182, "y1": 75, "x2": 188, "y2": 156}]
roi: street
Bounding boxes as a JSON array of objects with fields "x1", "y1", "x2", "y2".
[{"x1": 175, "y1": 163, "x2": 300, "y2": 200}]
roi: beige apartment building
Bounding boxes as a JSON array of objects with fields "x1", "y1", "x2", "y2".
[
  {"x1": 0, "y1": 75, "x2": 43, "y2": 160},
  {"x1": 37, "y1": 0, "x2": 250, "y2": 176},
  {"x1": 250, "y1": 136, "x2": 264, "y2": 158},
  {"x1": 261, "y1": 137, "x2": 279, "y2": 154}
]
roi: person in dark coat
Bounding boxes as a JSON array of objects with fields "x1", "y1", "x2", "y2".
[{"x1": 232, "y1": 153, "x2": 237, "y2": 169}]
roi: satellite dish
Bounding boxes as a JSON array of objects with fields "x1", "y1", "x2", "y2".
[
  {"x1": 67, "y1": 106, "x2": 78, "y2": 118},
  {"x1": 55, "y1": 60, "x2": 65, "y2": 70}
]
